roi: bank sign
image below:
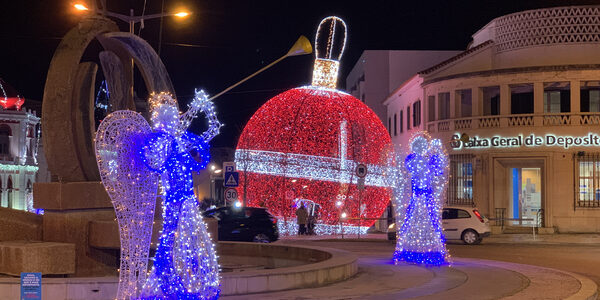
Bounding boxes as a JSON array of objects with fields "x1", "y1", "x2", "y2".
[{"x1": 451, "y1": 133, "x2": 600, "y2": 150}]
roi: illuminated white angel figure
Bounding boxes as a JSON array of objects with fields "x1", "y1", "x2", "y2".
[
  {"x1": 393, "y1": 132, "x2": 449, "y2": 266},
  {"x1": 95, "y1": 89, "x2": 222, "y2": 300}
]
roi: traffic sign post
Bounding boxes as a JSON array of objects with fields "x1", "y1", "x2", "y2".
[
  {"x1": 223, "y1": 161, "x2": 236, "y2": 173},
  {"x1": 224, "y1": 171, "x2": 239, "y2": 187},
  {"x1": 224, "y1": 188, "x2": 238, "y2": 205},
  {"x1": 357, "y1": 177, "x2": 365, "y2": 190},
  {"x1": 356, "y1": 163, "x2": 367, "y2": 178},
  {"x1": 355, "y1": 164, "x2": 367, "y2": 239}
]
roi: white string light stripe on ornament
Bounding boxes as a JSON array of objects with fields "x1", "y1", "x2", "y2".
[
  {"x1": 235, "y1": 149, "x2": 396, "y2": 188},
  {"x1": 277, "y1": 219, "x2": 368, "y2": 236}
]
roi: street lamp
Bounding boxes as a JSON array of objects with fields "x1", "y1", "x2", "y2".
[
  {"x1": 209, "y1": 164, "x2": 223, "y2": 206},
  {"x1": 73, "y1": 3, "x2": 190, "y2": 33}
]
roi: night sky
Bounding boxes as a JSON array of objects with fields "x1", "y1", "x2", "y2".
[{"x1": 1, "y1": 0, "x2": 598, "y2": 147}]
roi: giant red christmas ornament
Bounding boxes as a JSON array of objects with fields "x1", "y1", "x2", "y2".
[{"x1": 235, "y1": 17, "x2": 393, "y2": 230}]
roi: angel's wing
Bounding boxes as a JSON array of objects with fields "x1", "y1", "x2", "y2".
[
  {"x1": 95, "y1": 110, "x2": 160, "y2": 206},
  {"x1": 95, "y1": 110, "x2": 159, "y2": 299},
  {"x1": 429, "y1": 139, "x2": 449, "y2": 203}
]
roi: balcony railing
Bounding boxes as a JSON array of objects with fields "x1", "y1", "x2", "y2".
[
  {"x1": 426, "y1": 112, "x2": 600, "y2": 133},
  {"x1": 478, "y1": 116, "x2": 500, "y2": 128}
]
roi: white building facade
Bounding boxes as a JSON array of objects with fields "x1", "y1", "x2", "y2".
[
  {"x1": 0, "y1": 79, "x2": 41, "y2": 211},
  {"x1": 346, "y1": 50, "x2": 461, "y2": 124},
  {"x1": 384, "y1": 6, "x2": 600, "y2": 233}
]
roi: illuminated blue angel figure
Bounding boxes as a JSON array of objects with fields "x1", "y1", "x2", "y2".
[
  {"x1": 393, "y1": 133, "x2": 449, "y2": 266},
  {"x1": 139, "y1": 90, "x2": 222, "y2": 299},
  {"x1": 95, "y1": 89, "x2": 222, "y2": 300}
]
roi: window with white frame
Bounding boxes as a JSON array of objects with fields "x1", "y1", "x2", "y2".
[
  {"x1": 447, "y1": 154, "x2": 474, "y2": 205},
  {"x1": 576, "y1": 153, "x2": 600, "y2": 208}
]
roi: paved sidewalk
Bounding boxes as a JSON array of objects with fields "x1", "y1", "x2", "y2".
[
  {"x1": 283, "y1": 232, "x2": 600, "y2": 245},
  {"x1": 484, "y1": 233, "x2": 600, "y2": 245},
  {"x1": 223, "y1": 238, "x2": 598, "y2": 299}
]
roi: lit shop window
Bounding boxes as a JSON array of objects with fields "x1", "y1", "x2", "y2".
[
  {"x1": 448, "y1": 154, "x2": 474, "y2": 206},
  {"x1": 577, "y1": 153, "x2": 600, "y2": 208}
]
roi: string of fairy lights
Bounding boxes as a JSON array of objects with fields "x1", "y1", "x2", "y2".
[
  {"x1": 140, "y1": 91, "x2": 221, "y2": 299},
  {"x1": 96, "y1": 91, "x2": 221, "y2": 299},
  {"x1": 393, "y1": 132, "x2": 450, "y2": 266},
  {"x1": 91, "y1": 14, "x2": 454, "y2": 300},
  {"x1": 235, "y1": 17, "x2": 393, "y2": 235}
]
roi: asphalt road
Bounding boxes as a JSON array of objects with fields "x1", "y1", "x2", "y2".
[
  {"x1": 303, "y1": 238, "x2": 600, "y2": 294},
  {"x1": 447, "y1": 241, "x2": 600, "y2": 290}
]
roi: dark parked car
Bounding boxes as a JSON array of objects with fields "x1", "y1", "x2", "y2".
[{"x1": 203, "y1": 206, "x2": 279, "y2": 243}]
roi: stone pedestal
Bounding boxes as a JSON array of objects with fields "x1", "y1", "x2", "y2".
[
  {"x1": 0, "y1": 207, "x2": 42, "y2": 241},
  {"x1": 33, "y1": 182, "x2": 118, "y2": 277},
  {"x1": 0, "y1": 241, "x2": 75, "y2": 276},
  {"x1": 88, "y1": 212, "x2": 219, "y2": 249}
]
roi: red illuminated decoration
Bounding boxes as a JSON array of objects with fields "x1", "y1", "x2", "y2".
[
  {"x1": 235, "y1": 17, "x2": 393, "y2": 228},
  {"x1": 0, "y1": 78, "x2": 24, "y2": 110}
]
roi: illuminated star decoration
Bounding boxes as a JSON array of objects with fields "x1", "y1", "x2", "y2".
[
  {"x1": 139, "y1": 90, "x2": 221, "y2": 299},
  {"x1": 235, "y1": 16, "x2": 395, "y2": 236},
  {"x1": 393, "y1": 132, "x2": 450, "y2": 266}
]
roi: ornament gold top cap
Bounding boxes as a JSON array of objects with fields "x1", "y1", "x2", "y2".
[{"x1": 312, "y1": 16, "x2": 347, "y2": 89}]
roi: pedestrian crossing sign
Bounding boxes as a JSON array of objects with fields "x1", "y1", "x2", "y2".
[{"x1": 224, "y1": 172, "x2": 239, "y2": 187}]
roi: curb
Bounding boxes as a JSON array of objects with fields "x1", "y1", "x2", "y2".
[
  {"x1": 457, "y1": 258, "x2": 598, "y2": 300},
  {"x1": 563, "y1": 270, "x2": 599, "y2": 300}
]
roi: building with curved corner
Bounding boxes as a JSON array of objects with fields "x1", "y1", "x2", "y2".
[
  {"x1": 382, "y1": 6, "x2": 600, "y2": 233},
  {"x1": 0, "y1": 78, "x2": 41, "y2": 211}
]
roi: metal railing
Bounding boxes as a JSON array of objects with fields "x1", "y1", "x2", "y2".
[
  {"x1": 426, "y1": 112, "x2": 600, "y2": 133},
  {"x1": 494, "y1": 208, "x2": 506, "y2": 228}
]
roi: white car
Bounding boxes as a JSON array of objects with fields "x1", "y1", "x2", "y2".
[{"x1": 387, "y1": 206, "x2": 491, "y2": 245}]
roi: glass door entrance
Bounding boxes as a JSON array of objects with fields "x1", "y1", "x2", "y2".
[{"x1": 509, "y1": 168, "x2": 542, "y2": 226}]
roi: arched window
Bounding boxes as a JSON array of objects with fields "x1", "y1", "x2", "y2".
[
  {"x1": 26, "y1": 179, "x2": 32, "y2": 194},
  {"x1": 0, "y1": 125, "x2": 11, "y2": 157},
  {"x1": 6, "y1": 176, "x2": 13, "y2": 209}
]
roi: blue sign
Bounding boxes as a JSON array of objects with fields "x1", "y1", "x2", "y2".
[
  {"x1": 21, "y1": 272, "x2": 41, "y2": 300},
  {"x1": 224, "y1": 172, "x2": 239, "y2": 187}
]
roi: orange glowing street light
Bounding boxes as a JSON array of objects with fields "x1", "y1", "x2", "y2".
[
  {"x1": 72, "y1": 3, "x2": 190, "y2": 33},
  {"x1": 74, "y1": 3, "x2": 89, "y2": 11},
  {"x1": 174, "y1": 11, "x2": 190, "y2": 18}
]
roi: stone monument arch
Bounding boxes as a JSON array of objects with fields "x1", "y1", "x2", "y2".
[
  {"x1": 42, "y1": 16, "x2": 175, "y2": 182},
  {"x1": 35, "y1": 16, "x2": 176, "y2": 276}
]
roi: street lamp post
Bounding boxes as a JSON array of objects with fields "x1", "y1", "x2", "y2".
[
  {"x1": 74, "y1": 3, "x2": 190, "y2": 110},
  {"x1": 74, "y1": 3, "x2": 190, "y2": 34}
]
